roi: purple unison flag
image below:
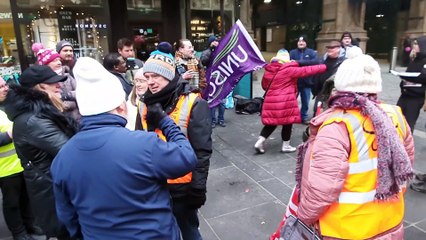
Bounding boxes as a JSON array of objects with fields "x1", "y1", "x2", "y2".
[{"x1": 202, "y1": 20, "x2": 266, "y2": 108}]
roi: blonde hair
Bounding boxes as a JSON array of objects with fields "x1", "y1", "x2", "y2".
[
  {"x1": 34, "y1": 84, "x2": 64, "y2": 112},
  {"x1": 130, "y1": 86, "x2": 138, "y2": 106}
]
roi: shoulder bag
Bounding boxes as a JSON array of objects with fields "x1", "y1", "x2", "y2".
[{"x1": 280, "y1": 214, "x2": 322, "y2": 240}]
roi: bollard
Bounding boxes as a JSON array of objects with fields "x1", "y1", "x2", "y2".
[{"x1": 389, "y1": 47, "x2": 398, "y2": 72}]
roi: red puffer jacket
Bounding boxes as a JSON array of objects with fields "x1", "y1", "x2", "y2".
[{"x1": 261, "y1": 61, "x2": 326, "y2": 125}]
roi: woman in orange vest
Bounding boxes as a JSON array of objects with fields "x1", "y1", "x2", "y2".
[{"x1": 296, "y1": 47, "x2": 415, "y2": 239}]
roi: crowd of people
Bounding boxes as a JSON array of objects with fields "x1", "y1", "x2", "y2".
[
  {"x1": 0, "y1": 30, "x2": 423, "y2": 240},
  {"x1": 0, "y1": 36, "x2": 215, "y2": 240}
]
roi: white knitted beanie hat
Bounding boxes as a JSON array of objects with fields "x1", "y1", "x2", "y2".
[
  {"x1": 334, "y1": 46, "x2": 382, "y2": 94},
  {"x1": 73, "y1": 57, "x2": 126, "y2": 116}
]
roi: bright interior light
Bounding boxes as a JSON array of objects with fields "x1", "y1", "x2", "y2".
[{"x1": 264, "y1": 0, "x2": 272, "y2": 3}]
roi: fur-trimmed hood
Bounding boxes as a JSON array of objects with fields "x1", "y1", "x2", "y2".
[{"x1": 2, "y1": 84, "x2": 78, "y2": 134}]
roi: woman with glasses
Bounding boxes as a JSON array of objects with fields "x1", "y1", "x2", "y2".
[{"x1": 126, "y1": 69, "x2": 148, "y2": 130}]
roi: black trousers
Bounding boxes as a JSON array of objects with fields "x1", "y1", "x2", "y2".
[
  {"x1": 0, "y1": 172, "x2": 34, "y2": 235},
  {"x1": 397, "y1": 95, "x2": 424, "y2": 132},
  {"x1": 260, "y1": 124, "x2": 292, "y2": 141}
]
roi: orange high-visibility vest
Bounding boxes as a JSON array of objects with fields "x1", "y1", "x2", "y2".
[
  {"x1": 316, "y1": 104, "x2": 408, "y2": 239},
  {"x1": 140, "y1": 93, "x2": 199, "y2": 184}
]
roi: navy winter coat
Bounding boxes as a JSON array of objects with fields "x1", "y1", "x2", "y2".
[
  {"x1": 51, "y1": 113, "x2": 197, "y2": 240},
  {"x1": 290, "y1": 48, "x2": 318, "y2": 88}
]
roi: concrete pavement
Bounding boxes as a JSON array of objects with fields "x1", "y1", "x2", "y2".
[{"x1": 1, "y1": 60, "x2": 426, "y2": 239}]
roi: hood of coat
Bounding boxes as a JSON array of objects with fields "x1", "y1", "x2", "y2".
[
  {"x1": 2, "y1": 84, "x2": 78, "y2": 135},
  {"x1": 2, "y1": 84, "x2": 56, "y2": 121}
]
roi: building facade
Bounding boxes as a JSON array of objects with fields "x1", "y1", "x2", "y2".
[
  {"x1": 252, "y1": 0, "x2": 424, "y2": 58},
  {"x1": 0, "y1": 0, "x2": 240, "y2": 80}
]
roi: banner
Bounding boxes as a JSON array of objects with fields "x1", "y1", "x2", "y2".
[{"x1": 202, "y1": 20, "x2": 266, "y2": 108}]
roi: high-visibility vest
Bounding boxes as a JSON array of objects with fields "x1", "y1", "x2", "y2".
[
  {"x1": 0, "y1": 110, "x2": 23, "y2": 178},
  {"x1": 316, "y1": 104, "x2": 408, "y2": 239},
  {"x1": 140, "y1": 93, "x2": 199, "y2": 184}
]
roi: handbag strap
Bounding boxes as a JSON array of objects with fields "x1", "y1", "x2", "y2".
[{"x1": 262, "y1": 70, "x2": 279, "y2": 98}]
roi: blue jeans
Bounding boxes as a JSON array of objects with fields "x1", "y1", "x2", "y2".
[
  {"x1": 172, "y1": 200, "x2": 202, "y2": 240},
  {"x1": 211, "y1": 102, "x2": 225, "y2": 124},
  {"x1": 298, "y1": 87, "x2": 312, "y2": 121}
]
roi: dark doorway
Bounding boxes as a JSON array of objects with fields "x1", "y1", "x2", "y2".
[{"x1": 364, "y1": 0, "x2": 400, "y2": 58}]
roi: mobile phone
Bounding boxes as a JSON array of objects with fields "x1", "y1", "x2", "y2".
[{"x1": 126, "y1": 57, "x2": 136, "y2": 70}]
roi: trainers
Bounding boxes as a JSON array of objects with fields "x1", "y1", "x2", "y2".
[
  {"x1": 218, "y1": 122, "x2": 226, "y2": 127},
  {"x1": 212, "y1": 122, "x2": 216, "y2": 128},
  {"x1": 415, "y1": 173, "x2": 426, "y2": 182},
  {"x1": 410, "y1": 181, "x2": 426, "y2": 194},
  {"x1": 281, "y1": 144, "x2": 296, "y2": 153},
  {"x1": 254, "y1": 137, "x2": 265, "y2": 154}
]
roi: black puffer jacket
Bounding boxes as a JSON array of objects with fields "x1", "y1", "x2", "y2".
[{"x1": 400, "y1": 36, "x2": 426, "y2": 98}]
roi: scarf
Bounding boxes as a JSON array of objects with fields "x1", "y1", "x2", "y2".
[
  {"x1": 175, "y1": 51, "x2": 199, "y2": 67},
  {"x1": 327, "y1": 91, "x2": 413, "y2": 199},
  {"x1": 143, "y1": 78, "x2": 178, "y2": 108}
]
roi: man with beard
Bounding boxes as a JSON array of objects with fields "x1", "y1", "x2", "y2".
[
  {"x1": 56, "y1": 40, "x2": 75, "y2": 76},
  {"x1": 175, "y1": 39, "x2": 207, "y2": 91},
  {"x1": 136, "y1": 48, "x2": 212, "y2": 240}
]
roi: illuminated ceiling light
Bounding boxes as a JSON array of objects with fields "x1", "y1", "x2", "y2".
[
  {"x1": 264, "y1": 0, "x2": 271, "y2": 3},
  {"x1": 375, "y1": 14, "x2": 384, "y2": 18},
  {"x1": 296, "y1": 1, "x2": 303, "y2": 5}
]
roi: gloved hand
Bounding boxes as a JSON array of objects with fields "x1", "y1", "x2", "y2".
[
  {"x1": 146, "y1": 103, "x2": 168, "y2": 129},
  {"x1": 186, "y1": 188, "x2": 207, "y2": 209}
]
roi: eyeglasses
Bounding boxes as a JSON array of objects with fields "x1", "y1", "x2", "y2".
[{"x1": 134, "y1": 78, "x2": 148, "y2": 84}]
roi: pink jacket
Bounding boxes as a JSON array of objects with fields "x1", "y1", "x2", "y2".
[
  {"x1": 261, "y1": 61, "x2": 326, "y2": 125},
  {"x1": 297, "y1": 107, "x2": 415, "y2": 240}
]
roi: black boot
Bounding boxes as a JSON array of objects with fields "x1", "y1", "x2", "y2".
[
  {"x1": 13, "y1": 232, "x2": 36, "y2": 240},
  {"x1": 26, "y1": 225, "x2": 44, "y2": 235}
]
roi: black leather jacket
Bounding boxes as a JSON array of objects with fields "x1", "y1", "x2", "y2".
[
  {"x1": 1, "y1": 84, "x2": 77, "y2": 237},
  {"x1": 2, "y1": 85, "x2": 77, "y2": 172}
]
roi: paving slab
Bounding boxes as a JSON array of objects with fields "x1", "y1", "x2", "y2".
[{"x1": 201, "y1": 166, "x2": 275, "y2": 220}]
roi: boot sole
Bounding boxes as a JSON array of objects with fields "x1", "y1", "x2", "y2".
[{"x1": 254, "y1": 147, "x2": 265, "y2": 154}]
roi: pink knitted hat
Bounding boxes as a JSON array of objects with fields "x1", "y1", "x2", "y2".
[{"x1": 37, "y1": 49, "x2": 60, "y2": 65}]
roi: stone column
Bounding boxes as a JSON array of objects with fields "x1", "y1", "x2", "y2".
[
  {"x1": 405, "y1": 0, "x2": 426, "y2": 38},
  {"x1": 239, "y1": 0, "x2": 254, "y2": 36},
  {"x1": 316, "y1": 0, "x2": 368, "y2": 55}
]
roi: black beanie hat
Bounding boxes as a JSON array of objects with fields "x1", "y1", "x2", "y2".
[{"x1": 341, "y1": 32, "x2": 353, "y2": 41}]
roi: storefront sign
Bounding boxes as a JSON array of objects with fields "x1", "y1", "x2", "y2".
[
  {"x1": 0, "y1": 12, "x2": 12, "y2": 19},
  {"x1": 75, "y1": 24, "x2": 107, "y2": 29},
  {"x1": 57, "y1": 10, "x2": 79, "y2": 49}
]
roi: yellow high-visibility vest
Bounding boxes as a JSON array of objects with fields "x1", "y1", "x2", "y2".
[
  {"x1": 0, "y1": 110, "x2": 23, "y2": 178},
  {"x1": 317, "y1": 104, "x2": 408, "y2": 239},
  {"x1": 140, "y1": 93, "x2": 199, "y2": 184}
]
